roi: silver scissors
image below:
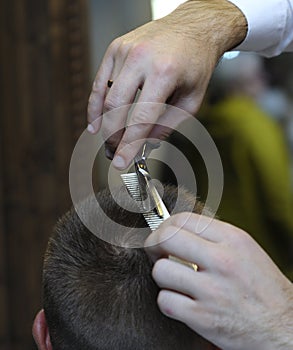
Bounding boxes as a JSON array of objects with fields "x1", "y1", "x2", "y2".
[{"x1": 134, "y1": 142, "x2": 170, "y2": 220}]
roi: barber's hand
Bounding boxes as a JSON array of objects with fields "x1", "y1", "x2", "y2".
[
  {"x1": 145, "y1": 213, "x2": 293, "y2": 350},
  {"x1": 87, "y1": 0, "x2": 247, "y2": 169}
]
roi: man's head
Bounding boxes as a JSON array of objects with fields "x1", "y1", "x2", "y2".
[{"x1": 33, "y1": 185, "x2": 212, "y2": 350}]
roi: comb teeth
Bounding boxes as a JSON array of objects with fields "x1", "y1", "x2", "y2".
[
  {"x1": 121, "y1": 172, "x2": 164, "y2": 231},
  {"x1": 121, "y1": 172, "x2": 197, "y2": 271},
  {"x1": 120, "y1": 173, "x2": 141, "y2": 200},
  {"x1": 143, "y1": 211, "x2": 165, "y2": 231}
]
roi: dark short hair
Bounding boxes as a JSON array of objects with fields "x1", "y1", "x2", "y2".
[{"x1": 43, "y1": 185, "x2": 211, "y2": 350}]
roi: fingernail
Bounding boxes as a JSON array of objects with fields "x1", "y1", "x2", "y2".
[
  {"x1": 112, "y1": 155, "x2": 126, "y2": 169},
  {"x1": 87, "y1": 124, "x2": 95, "y2": 134}
]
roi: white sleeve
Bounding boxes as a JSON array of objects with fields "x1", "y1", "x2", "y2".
[{"x1": 228, "y1": 0, "x2": 293, "y2": 57}]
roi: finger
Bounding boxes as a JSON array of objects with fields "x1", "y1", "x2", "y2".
[
  {"x1": 173, "y1": 212, "x2": 239, "y2": 243},
  {"x1": 152, "y1": 258, "x2": 208, "y2": 299},
  {"x1": 157, "y1": 289, "x2": 212, "y2": 342},
  {"x1": 145, "y1": 223, "x2": 215, "y2": 269},
  {"x1": 157, "y1": 289, "x2": 198, "y2": 326},
  {"x1": 147, "y1": 102, "x2": 193, "y2": 140},
  {"x1": 102, "y1": 43, "x2": 144, "y2": 113},
  {"x1": 101, "y1": 71, "x2": 143, "y2": 152},
  {"x1": 169, "y1": 80, "x2": 208, "y2": 113},
  {"x1": 87, "y1": 35, "x2": 130, "y2": 130},
  {"x1": 102, "y1": 55, "x2": 135, "y2": 158},
  {"x1": 112, "y1": 78, "x2": 175, "y2": 169},
  {"x1": 138, "y1": 91, "x2": 202, "y2": 143},
  {"x1": 104, "y1": 46, "x2": 144, "y2": 113},
  {"x1": 145, "y1": 213, "x2": 221, "y2": 250},
  {"x1": 101, "y1": 44, "x2": 146, "y2": 155},
  {"x1": 87, "y1": 49, "x2": 115, "y2": 130},
  {"x1": 104, "y1": 129, "x2": 125, "y2": 160}
]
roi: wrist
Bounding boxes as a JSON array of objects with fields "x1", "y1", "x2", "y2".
[
  {"x1": 266, "y1": 303, "x2": 293, "y2": 350},
  {"x1": 168, "y1": 0, "x2": 248, "y2": 57},
  {"x1": 252, "y1": 283, "x2": 293, "y2": 350}
]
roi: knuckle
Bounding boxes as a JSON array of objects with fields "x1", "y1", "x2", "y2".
[
  {"x1": 212, "y1": 248, "x2": 235, "y2": 275},
  {"x1": 213, "y1": 252, "x2": 227, "y2": 268},
  {"x1": 104, "y1": 97, "x2": 119, "y2": 111},
  {"x1": 225, "y1": 223, "x2": 251, "y2": 245},
  {"x1": 108, "y1": 37, "x2": 123, "y2": 53},
  {"x1": 158, "y1": 224, "x2": 180, "y2": 247},
  {"x1": 87, "y1": 96, "x2": 99, "y2": 117},
  {"x1": 116, "y1": 39, "x2": 131, "y2": 57},
  {"x1": 236, "y1": 228, "x2": 252, "y2": 245},
  {"x1": 104, "y1": 90, "x2": 129, "y2": 111},
  {"x1": 91, "y1": 80, "x2": 99, "y2": 92},
  {"x1": 153, "y1": 226, "x2": 172, "y2": 247},
  {"x1": 171, "y1": 213, "x2": 190, "y2": 230},
  {"x1": 132, "y1": 108, "x2": 150, "y2": 125},
  {"x1": 128, "y1": 42, "x2": 149, "y2": 62},
  {"x1": 88, "y1": 93, "x2": 98, "y2": 106},
  {"x1": 156, "y1": 58, "x2": 178, "y2": 77},
  {"x1": 87, "y1": 102, "x2": 94, "y2": 116}
]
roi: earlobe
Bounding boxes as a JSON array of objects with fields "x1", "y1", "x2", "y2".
[{"x1": 32, "y1": 309, "x2": 53, "y2": 350}]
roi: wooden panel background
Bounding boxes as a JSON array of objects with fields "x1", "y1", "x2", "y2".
[{"x1": 0, "y1": 0, "x2": 90, "y2": 349}]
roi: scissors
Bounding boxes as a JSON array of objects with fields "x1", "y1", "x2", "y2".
[{"x1": 134, "y1": 142, "x2": 170, "y2": 220}]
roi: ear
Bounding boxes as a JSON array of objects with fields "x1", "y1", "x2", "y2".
[{"x1": 32, "y1": 309, "x2": 53, "y2": 350}]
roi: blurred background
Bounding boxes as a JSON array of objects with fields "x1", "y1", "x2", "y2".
[{"x1": 0, "y1": 0, "x2": 292, "y2": 349}]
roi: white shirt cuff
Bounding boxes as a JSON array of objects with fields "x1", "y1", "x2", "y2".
[{"x1": 228, "y1": 0, "x2": 293, "y2": 57}]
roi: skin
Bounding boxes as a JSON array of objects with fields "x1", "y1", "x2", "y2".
[
  {"x1": 32, "y1": 310, "x2": 52, "y2": 350},
  {"x1": 33, "y1": 217, "x2": 293, "y2": 350},
  {"x1": 87, "y1": 0, "x2": 247, "y2": 169},
  {"x1": 145, "y1": 213, "x2": 293, "y2": 350},
  {"x1": 86, "y1": 1, "x2": 293, "y2": 348}
]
